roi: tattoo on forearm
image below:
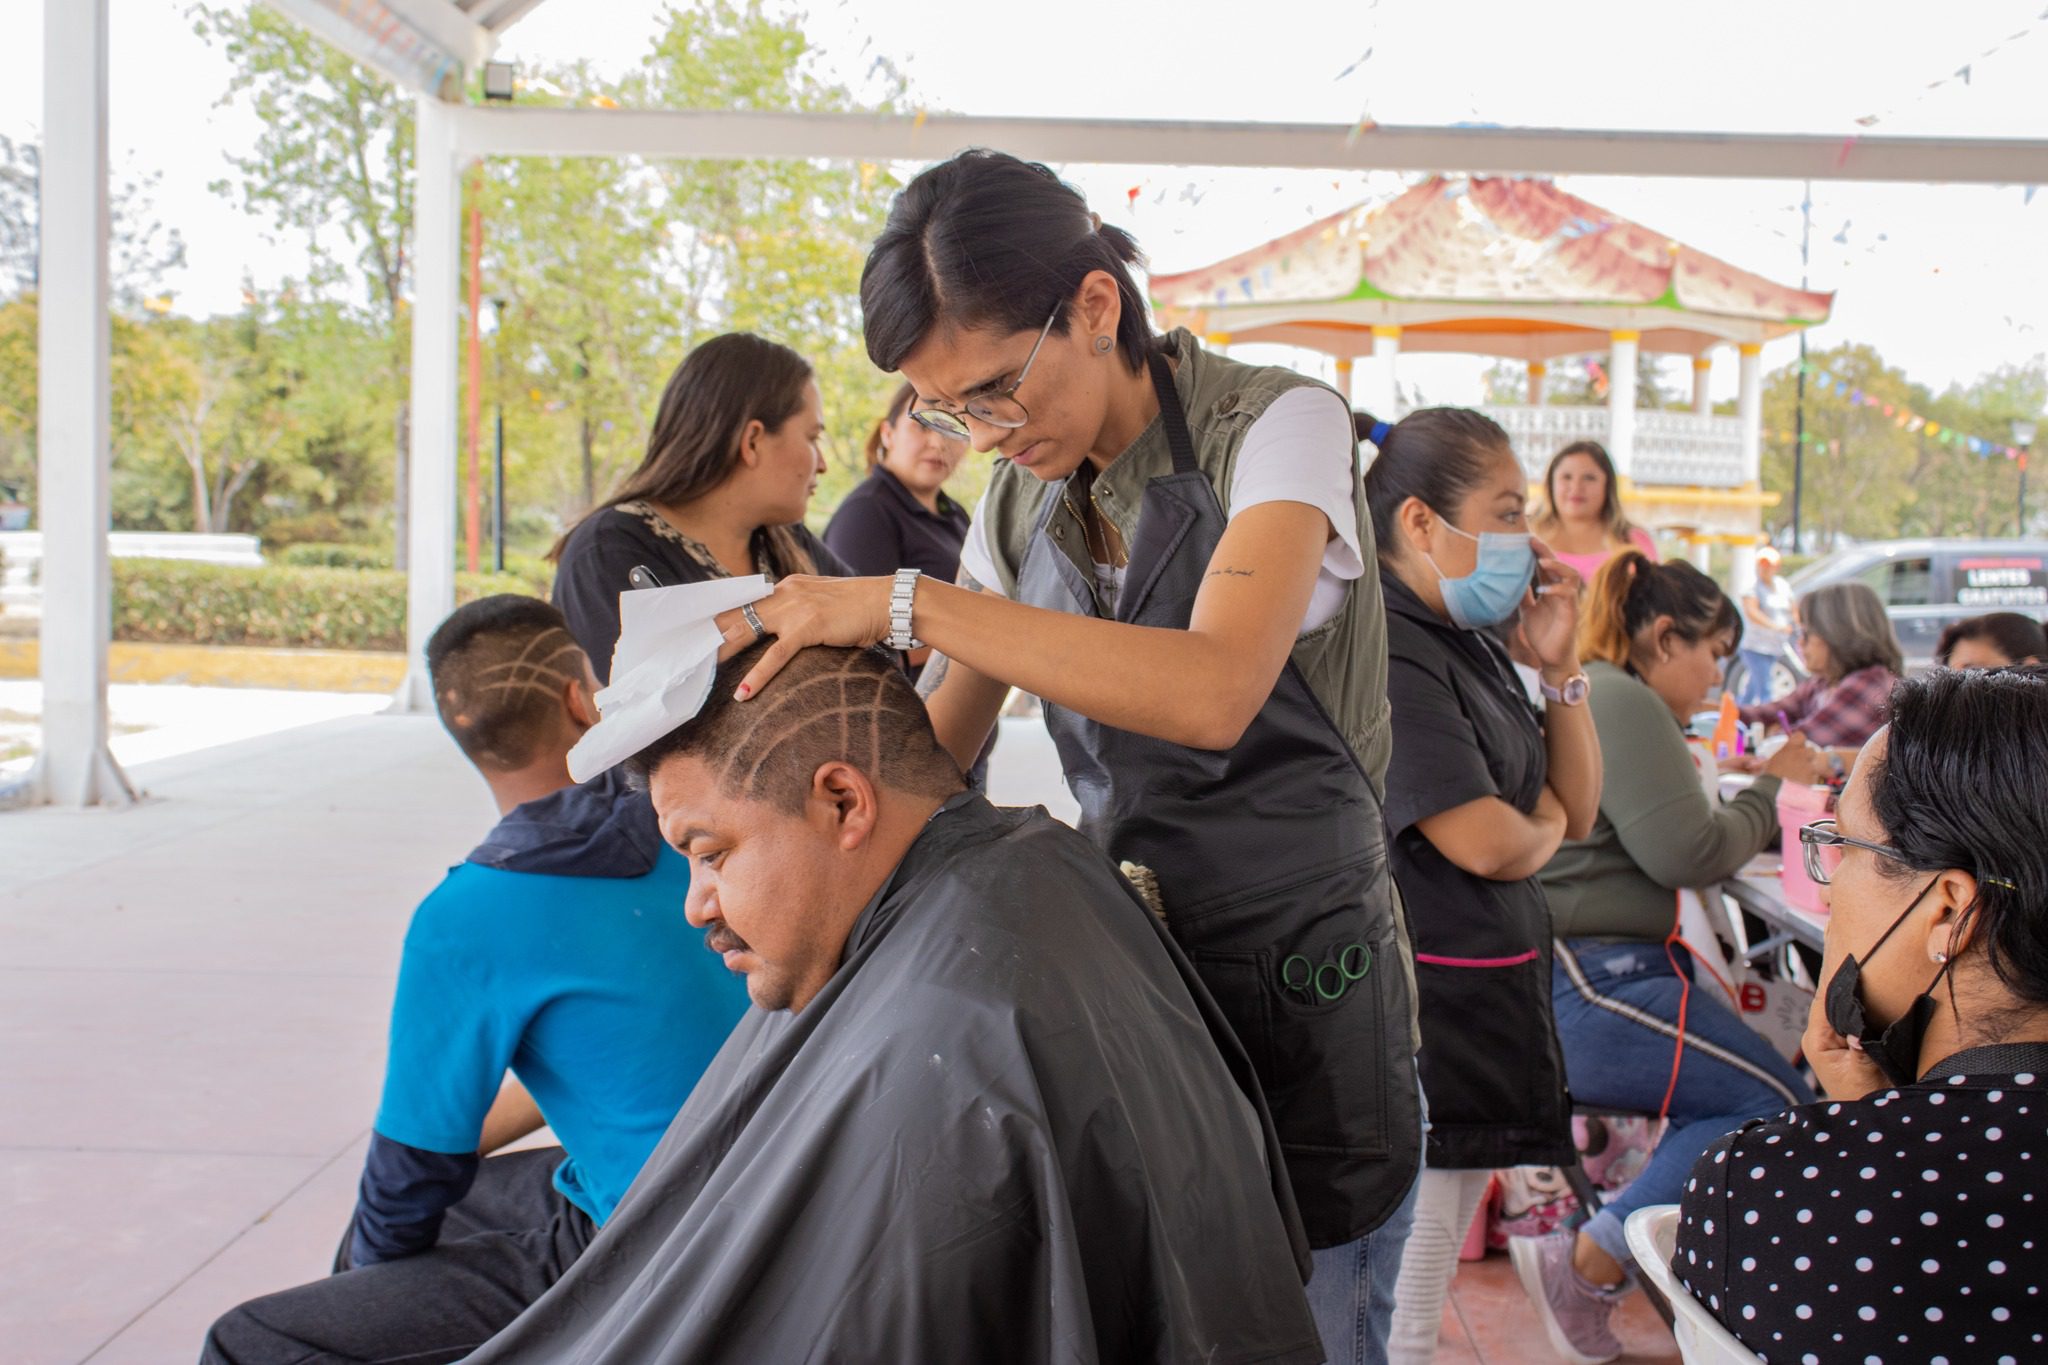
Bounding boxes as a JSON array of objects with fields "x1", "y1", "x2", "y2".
[{"x1": 1207, "y1": 566, "x2": 1256, "y2": 579}]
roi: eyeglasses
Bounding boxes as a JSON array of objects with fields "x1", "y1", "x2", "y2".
[
  {"x1": 1799, "y1": 819, "x2": 1911, "y2": 885},
  {"x1": 908, "y1": 308, "x2": 1059, "y2": 440}
]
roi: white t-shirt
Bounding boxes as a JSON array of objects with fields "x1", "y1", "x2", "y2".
[
  {"x1": 957, "y1": 386, "x2": 1363, "y2": 633},
  {"x1": 1743, "y1": 574, "x2": 1796, "y2": 654}
]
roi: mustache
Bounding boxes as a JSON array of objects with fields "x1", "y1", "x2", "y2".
[{"x1": 705, "y1": 922, "x2": 752, "y2": 956}]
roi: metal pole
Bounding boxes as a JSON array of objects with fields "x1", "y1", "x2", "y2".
[
  {"x1": 2022, "y1": 451, "x2": 2031, "y2": 537},
  {"x1": 494, "y1": 405, "x2": 506, "y2": 573},
  {"x1": 463, "y1": 167, "x2": 483, "y2": 575},
  {"x1": 1790, "y1": 180, "x2": 1810, "y2": 557}
]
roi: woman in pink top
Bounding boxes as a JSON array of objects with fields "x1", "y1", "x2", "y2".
[{"x1": 1532, "y1": 440, "x2": 1657, "y2": 583}]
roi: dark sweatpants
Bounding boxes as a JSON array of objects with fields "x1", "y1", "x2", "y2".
[{"x1": 200, "y1": 1146, "x2": 596, "y2": 1365}]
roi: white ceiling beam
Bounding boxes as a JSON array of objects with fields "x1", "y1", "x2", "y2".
[
  {"x1": 383, "y1": 0, "x2": 495, "y2": 69},
  {"x1": 445, "y1": 106, "x2": 2048, "y2": 186},
  {"x1": 464, "y1": 0, "x2": 551, "y2": 35},
  {"x1": 261, "y1": 0, "x2": 459, "y2": 96}
]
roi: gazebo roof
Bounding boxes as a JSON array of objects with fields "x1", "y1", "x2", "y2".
[{"x1": 1150, "y1": 175, "x2": 1833, "y2": 360}]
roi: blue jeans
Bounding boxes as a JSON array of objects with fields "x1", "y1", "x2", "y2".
[
  {"x1": 1304, "y1": 1108, "x2": 1423, "y2": 1364},
  {"x1": 1551, "y1": 939, "x2": 1811, "y2": 1268},
  {"x1": 1735, "y1": 648, "x2": 1779, "y2": 707}
]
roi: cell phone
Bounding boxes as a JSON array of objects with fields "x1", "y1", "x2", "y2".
[{"x1": 627, "y1": 564, "x2": 667, "y2": 591}]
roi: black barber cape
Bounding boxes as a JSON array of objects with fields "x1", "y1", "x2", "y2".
[{"x1": 465, "y1": 793, "x2": 1321, "y2": 1365}]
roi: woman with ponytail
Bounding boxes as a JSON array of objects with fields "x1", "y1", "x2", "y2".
[
  {"x1": 1360, "y1": 408, "x2": 1601, "y2": 1363},
  {"x1": 1511, "y1": 551, "x2": 1829, "y2": 1362}
]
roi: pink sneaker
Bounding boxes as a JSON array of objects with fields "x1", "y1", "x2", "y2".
[{"x1": 1508, "y1": 1230, "x2": 1625, "y2": 1365}]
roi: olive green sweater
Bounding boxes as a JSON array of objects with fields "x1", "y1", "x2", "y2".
[{"x1": 1538, "y1": 661, "x2": 1782, "y2": 942}]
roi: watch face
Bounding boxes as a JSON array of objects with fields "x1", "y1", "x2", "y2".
[{"x1": 1562, "y1": 676, "x2": 1589, "y2": 705}]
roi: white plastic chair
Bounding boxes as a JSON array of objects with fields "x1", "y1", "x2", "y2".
[{"x1": 1624, "y1": 1205, "x2": 1765, "y2": 1365}]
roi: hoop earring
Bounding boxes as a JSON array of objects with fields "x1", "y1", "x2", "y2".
[{"x1": 1094, "y1": 335, "x2": 1114, "y2": 355}]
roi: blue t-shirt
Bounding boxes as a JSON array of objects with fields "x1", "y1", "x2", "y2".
[{"x1": 373, "y1": 845, "x2": 750, "y2": 1223}]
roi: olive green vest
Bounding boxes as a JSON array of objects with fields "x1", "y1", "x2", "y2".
[{"x1": 975, "y1": 329, "x2": 1394, "y2": 789}]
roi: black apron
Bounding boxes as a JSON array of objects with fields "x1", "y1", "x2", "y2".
[{"x1": 1013, "y1": 352, "x2": 1422, "y2": 1246}]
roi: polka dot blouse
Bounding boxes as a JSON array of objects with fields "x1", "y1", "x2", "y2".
[{"x1": 1675, "y1": 1046, "x2": 2046, "y2": 1364}]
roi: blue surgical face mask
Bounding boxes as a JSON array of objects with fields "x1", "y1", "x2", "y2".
[{"x1": 1424, "y1": 520, "x2": 1535, "y2": 630}]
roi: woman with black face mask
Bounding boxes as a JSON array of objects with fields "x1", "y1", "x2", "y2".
[{"x1": 1675, "y1": 664, "x2": 2048, "y2": 1361}]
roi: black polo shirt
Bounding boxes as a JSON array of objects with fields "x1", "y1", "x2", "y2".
[
  {"x1": 822, "y1": 466, "x2": 972, "y2": 582},
  {"x1": 1381, "y1": 571, "x2": 1574, "y2": 1170}
]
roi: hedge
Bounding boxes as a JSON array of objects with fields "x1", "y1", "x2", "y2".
[
  {"x1": 113, "y1": 559, "x2": 552, "y2": 652},
  {"x1": 277, "y1": 542, "x2": 394, "y2": 571}
]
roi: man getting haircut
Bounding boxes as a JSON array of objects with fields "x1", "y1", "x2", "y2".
[
  {"x1": 200, "y1": 596, "x2": 750, "y2": 1365},
  {"x1": 464, "y1": 642, "x2": 1324, "y2": 1365}
]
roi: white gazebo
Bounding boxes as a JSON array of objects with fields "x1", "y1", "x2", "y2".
[
  {"x1": 1150, "y1": 175, "x2": 1834, "y2": 580},
  {"x1": 20, "y1": 0, "x2": 2048, "y2": 807}
]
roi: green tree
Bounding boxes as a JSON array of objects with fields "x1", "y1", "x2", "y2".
[
  {"x1": 0, "y1": 132, "x2": 190, "y2": 308},
  {"x1": 1763, "y1": 343, "x2": 1919, "y2": 549},
  {"x1": 190, "y1": 3, "x2": 415, "y2": 560},
  {"x1": 628, "y1": 0, "x2": 907, "y2": 514}
]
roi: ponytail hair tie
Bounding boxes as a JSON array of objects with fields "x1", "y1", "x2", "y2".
[{"x1": 1368, "y1": 420, "x2": 1392, "y2": 446}]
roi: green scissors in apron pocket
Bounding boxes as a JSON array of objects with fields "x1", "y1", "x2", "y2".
[{"x1": 1279, "y1": 941, "x2": 1373, "y2": 1005}]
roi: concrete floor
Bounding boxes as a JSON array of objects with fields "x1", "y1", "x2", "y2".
[{"x1": 0, "y1": 704, "x2": 1671, "y2": 1365}]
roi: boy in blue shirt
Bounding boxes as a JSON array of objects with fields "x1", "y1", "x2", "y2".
[{"x1": 201, "y1": 596, "x2": 751, "y2": 1365}]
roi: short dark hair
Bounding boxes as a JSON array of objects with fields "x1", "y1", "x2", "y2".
[
  {"x1": 424, "y1": 595, "x2": 586, "y2": 771},
  {"x1": 861, "y1": 149, "x2": 1154, "y2": 375},
  {"x1": 1936, "y1": 612, "x2": 2048, "y2": 668},
  {"x1": 1869, "y1": 665, "x2": 2048, "y2": 1016},
  {"x1": 625, "y1": 643, "x2": 964, "y2": 814},
  {"x1": 1359, "y1": 406, "x2": 1516, "y2": 560}
]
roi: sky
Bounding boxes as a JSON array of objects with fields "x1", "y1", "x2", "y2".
[{"x1": 1, "y1": 0, "x2": 2044, "y2": 411}]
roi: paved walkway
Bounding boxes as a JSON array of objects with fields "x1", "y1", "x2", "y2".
[{"x1": 0, "y1": 704, "x2": 1672, "y2": 1365}]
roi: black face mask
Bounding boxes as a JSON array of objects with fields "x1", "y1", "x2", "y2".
[{"x1": 1823, "y1": 876, "x2": 1951, "y2": 1088}]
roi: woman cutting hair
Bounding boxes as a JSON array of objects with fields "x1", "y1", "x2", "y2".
[{"x1": 715, "y1": 149, "x2": 1423, "y2": 1363}]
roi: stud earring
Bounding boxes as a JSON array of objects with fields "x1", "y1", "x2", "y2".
[
  {"x1": 1094, "y1": 335, "x2": 1114, "y2": 354},
  {"x1": 1935, "y1": 951, "x2": 1951, "y2": 964}
]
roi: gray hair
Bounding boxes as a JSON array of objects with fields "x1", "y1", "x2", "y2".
[{"x1": 1799, "y1": 581, "x2": 1904, "y2": 681}]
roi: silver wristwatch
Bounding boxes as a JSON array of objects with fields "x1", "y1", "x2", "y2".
[
  {"x1": 887, "y1": 568, "x2": 925, "y2": 651},
  {"x1": 1540, "y1": 671, "x2": 1590, "y2": 706}
]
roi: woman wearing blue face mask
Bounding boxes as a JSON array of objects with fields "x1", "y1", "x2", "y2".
[{"x1": 1360, "y1": 408, "x2": 1604, "y2": 1362}]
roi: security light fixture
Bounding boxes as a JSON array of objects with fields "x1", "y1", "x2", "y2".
[{"x1": 483, "y1": 60, "x2": 517, "y2": 101}]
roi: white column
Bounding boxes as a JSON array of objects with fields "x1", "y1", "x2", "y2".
[
  {"x1": 23, "y1": 0, "x2": 133, "y2": 808},
  {"x1": 1732, "y1": 342, "x2": 1765, "y2": 594},
  {"x1": 393, "y1": 96, "x2": 463, "y2": 714},
  {"x1": 1692, "y1": 354, "x2": 1712, "y2": 414},
  {"x1": 1333, "y1": 356, "x2": 1353, "y2": 405},
  {"x1": 1526, "y1": 360, "x2": 1546, "y2": 406},
  {"x1": 1607, "y1": 329, "x2": 1639, "y2": 481},
  {"x1": 1369, "y1": 325, "x2": 1401, "y2": 419}
]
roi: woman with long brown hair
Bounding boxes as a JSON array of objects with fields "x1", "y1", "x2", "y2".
[
  {"x1": 1532, "y1": 440, "x2": 1657, "y2": 584},
  {"x1": 550, "y1": 333, "x2": 848, "y2": 682}
]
